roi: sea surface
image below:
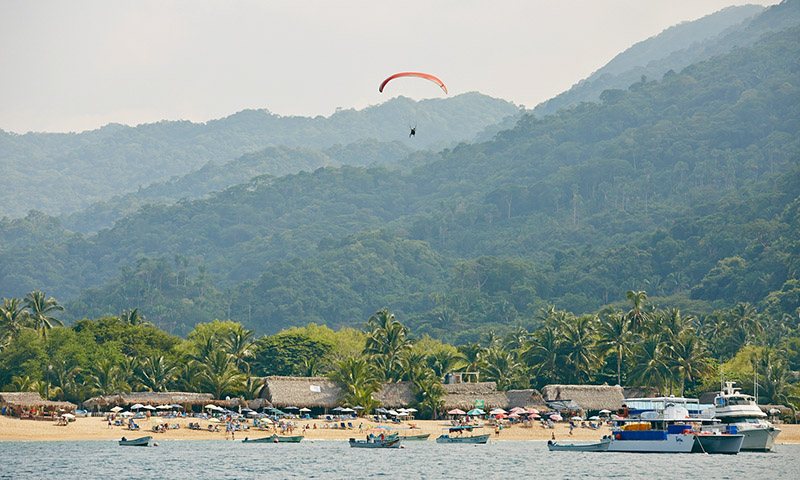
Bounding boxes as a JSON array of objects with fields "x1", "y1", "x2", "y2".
[{"x1": 0, "y1": 440, "x2": 797, "y2": 479}]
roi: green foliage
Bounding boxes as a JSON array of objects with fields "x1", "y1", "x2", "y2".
[{"x1": 253, "y1": 331, "x2": 333, "y2": 377}]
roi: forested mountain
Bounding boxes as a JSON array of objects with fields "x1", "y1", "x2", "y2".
[
  {"x1": 0, "y1": 92, "x2": 520, "y2": 219},
  {"x1": 1, "y1": 22, "x2": 798, "y2": 343},
  {"x1": 534, "y1": 0, "x2": 800, "y2": 116}
]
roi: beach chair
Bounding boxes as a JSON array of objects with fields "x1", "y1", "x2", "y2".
[
  {"x1": 347, "y1": 422, "x2": 355, "y2": 429},
  {"x1": 326, "y1": 415, "x2": 333, "y2": 421},
  {"x1": 340, "y1": 422, "x2": 347, "y2": 429}
]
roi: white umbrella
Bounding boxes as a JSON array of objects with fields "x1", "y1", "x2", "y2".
[
  {"x1": 387, "y1": 410, "x2": 400, "y2": 416},
  {"x1": 110, "y1": 406, "x2": 124, "y2": 413},
  {"x1": 156, "y1": 404, "x2": 171, "y2": 409},
  {"x1": 61, "y1": 413, "x2": 75, "y2": 418},
  {"x1": 571, "y1": 416, "x2": 582, "y2": 421},
  {"x1": 131, "y1": 404, "x2": 144, "y2": 410},
  {"x1": 341, "y1": 407, "x2": 354, "y2": 412},
  {"x1": 404, "y1": 408, "x2": 417, "y2": 413},
  {"x1": 142, "y1": 405, "x2": 156, "y2": 411},
  {"x1": 299, "y1": 408, "x2": 311, "y2": 412},
  {"x1": 599, "y1": 409, "x2": 612, "y2": 414},
  {"x1": 205, "y1": 404, "x2": 218, "y2": 410},
  {"x1": 120, "y1": 411, "x2": 134, "y2": 417}
]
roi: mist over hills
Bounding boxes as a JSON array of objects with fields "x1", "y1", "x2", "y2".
[
  {"x1": 1, "y1": 92, "x2": 520, "y2": 220},
  {"x1": 534, "y1": 0, "x2": 800, "y2": 116}
]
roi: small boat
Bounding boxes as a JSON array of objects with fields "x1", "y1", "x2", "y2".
[
  {"x1": 399, "y1": 433, "x2": 430, "y2": 441},
  {"x1": 702, "y1": 382, "x2": 781, "y2": 451},
  {"x1": 547, "y1": 438, "x2": 611, "y2": 452},
  {"x1": 349, "y1": 437, "x2": 402, "y2": 448},
  {"x1": 242, "y1": 434, "x2": 304, "y2": 443},
  {"x1": 692, "y1": 432, "x2": 744, "y2": 454},
  {"x1": 436, "y1": 426, "x2": 490, "y2": 444},
  {"x1": 118, "y1": 435, "x2": 152, "y2": 446}
]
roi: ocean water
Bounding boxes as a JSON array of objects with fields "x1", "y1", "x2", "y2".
[{"x1": 0, "y1": 440, "x2": 797, "y2": 479}]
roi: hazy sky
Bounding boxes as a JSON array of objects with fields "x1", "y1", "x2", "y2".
[{"x1": 0, "y1": 0, "x2": 780, "y2": 133}]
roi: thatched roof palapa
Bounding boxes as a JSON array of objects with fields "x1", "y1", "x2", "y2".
[
  {"x1": 541, "y1": 384, "x2": 624, "y2": 412},
  {"x1": 261, "y1": 376, "x2": 343, "y2": 409},
  {"x1": 442, "y1": 382, "x2": 508, "y2": 410},
  {"x1": 373, "y1": 382, "x2": 416, "y2": 408},
  {"x1": 82, "y1": 392, "x2": 215, "y2": 409},
  {"x1": 0, "y1": 392, "x2": 77, "y2": 411},
  {"x1": 504, "y1": 389, "x2": 548, "y2": 411}
]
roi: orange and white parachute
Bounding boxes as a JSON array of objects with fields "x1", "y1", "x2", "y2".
[{"x1": 379, "y1": 72, "x2": 447, "y2": 94}]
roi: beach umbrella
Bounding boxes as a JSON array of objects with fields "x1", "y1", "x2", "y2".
[
  {"x1": 589, "y1": 416, "x2": 600, "y2": 420},
  {"x1": 526, "y1": 408, "x2": 539, "y2": 414},
  {"x1": 549, "y1": 413, "x2": 563, "y2": 421},
  {"x1": 404, "y1": 408, "x2": 417, "y2": 413},
  {"x1": 110, "y1": 406, "x2": 124, "y2": 413},
  {"x1": 599, "y1": 409, "x2": 611, "y2": 414},
  {"x1": 152, "y1": 417, "x2": 164, "y2": 423},
  {"x1": 447, "y1": 409, "x2": 466, "y2": 415},
  {"x1": 375, "y1": 408, "x2": 388, "y2": 414},
  {"x1": 353, "y1": 406, "x2": 365, "y2": 410},
  {"x1": 143, "y1": 405, "x2": 157, "y2": 411},
  {"x1": 120, "y1": 411, "x2": 134, "y2": 417},
  {"x1": 528, "y1": 413, "x2": 540, "y2": 419},
  {"x1": 494, "y1": 413, "x2": 507, "y2": 419},
  {"x1": 466, "y1": 408, "x2": 484, "y2": 416},
  {"x1": 285, "y1": 406, "x2": 299, "y2": 410},
  {"x1": 156, "y1": 404, "x2": 171, "y2": 409},
  {"x1": 332, "y1": 406, "x2": 344, "y2": 411},
  {"x1": 570, "y1": 416, "x2": 582, "y2": 421},
  {"x1": 509, "y1": 413, "x2": 520, "y2": 418},
  {"x1": 299, "y1": 407, "x2": 311, "y2": 412},
  {"x1": 489, "y1": 408, "x2": 507, "y2": 415},
  {"x1": 131, "y1": 404, "x2": 144, "y2": 410},
  {"x1": 341, "y1": 407, "x2": 355, "y2": 413},
  {"x1": 205, "y1": 404, "x2": 218, "y2": 410},
  {"x1": 509, "y1": 407, "x2": 525, "y2": 413},
  {"x1": 61, "y1": 413, "x2": 75, "y2": 418},
  {"x1": 769, "y1": 408, "x2": 781, "y2": 414}
]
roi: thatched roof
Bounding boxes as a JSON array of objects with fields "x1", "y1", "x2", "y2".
[
  {"x1": 541, "y1": 384, "x2": 625, "y2": 411},
  {"x1": 261, "y1": 376, "x2": 343, "y2": 408},
  {"x1": 82, "y1": 392, "x2": 215, "y2": 408},
  {"x1": 442, "y1": 382, "x2": 508, "y2": 410},
  {"x1": 0, "y1": 392, "x2": 76, "y2": 410},
  {"x1": 623, "y1": 386, "x2": 659, "y2": 399},
  {"x1": 505, "y1": 389, "x2": 547, "y2": 410},
  {"x1": 374, "y1": 382, "x2": 416, "y2": 408}
]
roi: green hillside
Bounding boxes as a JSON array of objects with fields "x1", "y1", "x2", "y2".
[{"x1": 1, "y1": 23, "x2": 797, "y2": 344}]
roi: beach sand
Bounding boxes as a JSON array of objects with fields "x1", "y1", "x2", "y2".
[{"x1": 2, "y1": 415, "x2": 799, "y2": 443}]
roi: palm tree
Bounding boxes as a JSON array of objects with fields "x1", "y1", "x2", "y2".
[
  {"x1": 364, "y1": 309, "x2": 412, "y2": 382},
  {"x1": 138, "y1": 355, "x2": 175, "y2": 392},
  {"x1": 482, "y1": 348, "x2": 522, "y2": 391},
  {"x1": 330, "y1": 356, "x2": 380, "y2": 414},
  {"x1": 628, "y1": 337, "x2": 670, "y2": 394},
  {"x1": 223, "y1": 325, "x2": 256, "y2": 373},
  {"x1": 559, "y1": 314, "x2": 598, "y2": 383},
  {"x1": 625, "y1": 290, "x2": 650, "y2": 333},
  {"x1": 521, "y1": 325, "x2": 563, "y2": 385},
  {"x1": 427, "y1": 349, "x2": 465, "y2": 380},
  {"x1": 669, "y1": 333, "x2": 713, "y2": 396},
  {"x1": 728, "y1": 302, "x2": 764, "y2": 345},
  {"x1": 91, "y1": 358, "x2": 122, "y2": 395},
  {"x1": 200, "y1": 350, "x2": 246, "y2": 399},
  {"x1": 120, "y1": 308, "x2": 150, "y2": 326},
  {"x1": 413, "y1": 375, "x2": 445, "y2": 420},
  {"x1": 0, "y1": 297, "x2": 29, "y2": 350},
  {"x1": 595, "y1": 311, "x2": 632, "y2": 386},
  {"x1": 457, "y1": 343, "x2": 486, "y2": 382},
  {"x1": 23, "y1": 290, "x2": 64, "y2": 338},
  {"x1": 175, "y1": 360, "x2": 204, "y2": 392}
]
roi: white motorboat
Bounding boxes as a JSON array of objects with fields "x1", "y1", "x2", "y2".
[{"x1": 702, "y1": 382, "x2": 780, "y2": 452}]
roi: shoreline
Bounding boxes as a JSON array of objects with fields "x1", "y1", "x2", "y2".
[{"x1": 2, "y1": 415, "x2": 799, "y2": 443}]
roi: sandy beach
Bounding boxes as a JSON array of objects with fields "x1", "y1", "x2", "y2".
[{"x1": 2, "y1": 415, "x2": 799, "y2": 443}]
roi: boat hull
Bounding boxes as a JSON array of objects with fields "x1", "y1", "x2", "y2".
[
  {"x1": 349, "y1": 438, "x2": 402, "y2": 448},
  {"x1": 242, "y1": 434, "x2": 304, "y2": 443},
  {"x1": 400, "y1": 433, "x2": 430, "y2": 441},
  {"x1": 606, "y1": 434, "x2": 695, "y2": 453},
  {"x1": 738, "y1": 425, "x2": 781, "y2": 451},
  {"x1": 118, "y1": 436, "x2": 152, "y2": 446},
  {"x1": 692, "y1": 434, "x2": 743, "y2": 454},
  {"x1": 547, "y1": 439, "x2": 610, "y2": 452},
  {"x1": 436, "y1": 433, "x2": 490, "y2": 444}
]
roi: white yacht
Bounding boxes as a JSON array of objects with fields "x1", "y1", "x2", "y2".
[{"x1": 703, "y1": 382, "x2": 781, "y2": 451}]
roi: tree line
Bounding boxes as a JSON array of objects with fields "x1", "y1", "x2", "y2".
[{"x1": 2, "y1": 291, "x2": 798, "y2": 420}]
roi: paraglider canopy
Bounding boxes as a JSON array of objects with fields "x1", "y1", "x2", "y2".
[{"x1": 379, "y1": 72, "x2": 447, "y2": 94}]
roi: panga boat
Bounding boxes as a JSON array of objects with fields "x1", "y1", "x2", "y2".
[
  {"x1": 119, "y1": 435, "x2": 152, "y2": 446},
  {"x1": 547, "y1": 438, "x2": 611, "y2": 452},
  {"x1": 400, "y1": 433, "x2": 430, "y2": 441},
  {"x1": 242, "y1": 434, "x2": 304, "y2": 443},
  {"x1": 349, "y1": 437, "x2": 402, "y2": 448},
  {"x1": 436, "y1": 426, "x2": 490, "y2": 444}
]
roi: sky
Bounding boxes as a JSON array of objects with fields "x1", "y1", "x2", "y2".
[{"x1": 0, "y1": 0, "x2": 781, "y2": 134}]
